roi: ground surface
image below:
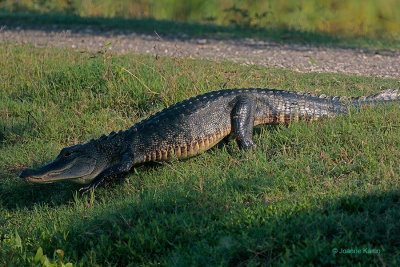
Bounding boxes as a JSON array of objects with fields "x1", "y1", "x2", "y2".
[
  {"x1": 1, "y1": 24, "x2": 400, "y2": 79},
  {"x1": 1, "y1": 43, "x2": 400, "y2": 266},
  {"x1": 1, "y1": 19, "x2": 400, "y2": 266}
]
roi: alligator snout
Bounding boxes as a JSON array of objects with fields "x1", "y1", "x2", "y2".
[{"x1": 19, "y1": 168, "x2": 35, "y2": 179}]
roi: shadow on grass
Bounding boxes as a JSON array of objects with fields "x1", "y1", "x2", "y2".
[
  {"x1": 0, "y1": 124, "x2": 279, "y2": 211},
  {"x1": 0, "y1": 172, "x2": 81, "y2": 210},
  {"x1": 43, "y1": 186, "x2": 400, "y2": 265},
  {"x1": 2, "y1": 149, "x2": 399, "y2": 264},
  {"x1": 0, "y1": 161, "x2": 166, "y2": 211},
  {"x1": 1, "y1": 11, "x2": 398, "y2": 50}
]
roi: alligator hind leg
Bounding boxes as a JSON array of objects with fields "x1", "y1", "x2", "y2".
[{"x1": 231, "y1": 95, "x2": 257, "y2": 149}]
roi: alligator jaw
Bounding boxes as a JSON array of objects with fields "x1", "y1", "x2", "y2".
[
  {"x1": 20, "y1": 168, "x2": 65, "y2": 183},
  {"x1": 19, "y1": 157, "x2": 98, "y2": 184}
]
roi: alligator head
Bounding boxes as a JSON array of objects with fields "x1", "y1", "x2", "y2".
[{"x1": 19, "y1": 141, "x2": 114, "y2": 184}]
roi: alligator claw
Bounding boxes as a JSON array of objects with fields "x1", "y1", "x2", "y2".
[
  {"x1": 79, "y1": 185, "x2": 92, "y2": 195},
  {"x1": 79, "y1": 183, "x2": 97, "y2": 195},
  {"x1": 79, "y1": 175, "x2": 106, "y2": 194}
]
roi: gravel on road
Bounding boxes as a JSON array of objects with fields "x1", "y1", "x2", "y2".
[{"x1": 1, "y1": 25, "x2": 399, "y2": 79}]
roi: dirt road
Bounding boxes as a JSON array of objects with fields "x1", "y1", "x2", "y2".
[{"x1": 1, "y1": 25, "x2": 399, "y2": 79}]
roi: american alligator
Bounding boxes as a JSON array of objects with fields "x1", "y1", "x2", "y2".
[{"x1": 20, "y1": 88, "x2": 400, "y2": 193}]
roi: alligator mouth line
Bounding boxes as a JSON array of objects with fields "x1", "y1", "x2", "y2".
[{"x1": 23, "y1": 169, "x2": 67, "y2": 183}]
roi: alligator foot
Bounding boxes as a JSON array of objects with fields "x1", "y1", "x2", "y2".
[
  {"x1": 79, "y1": 177, "x2": 106, "y2": 194},
  {"x1": 80, "y1": 152, "x2": 135, "y2": 194},
  {"x1": 241, "y1": 139, "x2": 257, "y2": 150}
]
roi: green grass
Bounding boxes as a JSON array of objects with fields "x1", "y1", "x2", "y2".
[
  {"x1": 2, "y1": 0, "x2": 400, "y2": 43},
  {"x1": 1, "y1": 11, "x2": 400, "y2": 51},
  {"x1": 1, "y1": 43, "x2": 400, "y2": 266}
]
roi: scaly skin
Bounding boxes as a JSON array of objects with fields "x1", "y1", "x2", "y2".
[{"x1": 19, "y1": 88, "x2": 400, "y2": 193}]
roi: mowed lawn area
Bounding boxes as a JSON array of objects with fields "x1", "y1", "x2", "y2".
[{"x1": 1, "y1": 43, "x2": 400, "y2": 266}]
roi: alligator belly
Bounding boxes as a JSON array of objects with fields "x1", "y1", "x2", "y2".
[{"x1": 143, "y1": 126, "x2": 231, "y2": 162}]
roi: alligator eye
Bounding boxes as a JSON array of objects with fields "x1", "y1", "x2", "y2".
[{"x1": 64, "y1": 151, "x2": 74, "y2": 157}]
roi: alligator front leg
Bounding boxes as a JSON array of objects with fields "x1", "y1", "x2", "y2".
[
  {"x1": 231, "y1": 95, "x2": 257, "y2": 149},
  {"x1": 80, "y1": 153, "x2": 134, "y2": 194}
]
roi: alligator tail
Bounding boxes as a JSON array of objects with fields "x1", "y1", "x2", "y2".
[
  {"x1": 350, "y1": 88, "x2": 400, "y2": 108},
  {"x1": 365, "y1": 88, "x2": 400, "y2": 102}
]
